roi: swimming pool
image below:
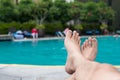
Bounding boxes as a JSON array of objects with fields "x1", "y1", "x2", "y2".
[{"x1": 0, "y1": 36, "x2": 120, "y2": 65}]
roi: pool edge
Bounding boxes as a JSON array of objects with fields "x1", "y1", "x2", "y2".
[
  {"x1": 0, "y1": 64, "x2": 65, "y2": 68},
  {"x1": 0, "y1": 64, "x2": 120, "y2": 68},
  {"x1": 13, "y1": 35, "x2": 114, "y2": 42}
]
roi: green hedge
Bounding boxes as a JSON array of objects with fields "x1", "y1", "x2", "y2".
[
  {"x1": 44, "y1": 21, "x2": 64, "y2": 35},
  {"x1": 20, "y1": 21, "x2": 36, "y2": 32},
  {"x1": 0, "y1": 21, "x2": 36, "y2": 34},
  {"x1": 81, "y1": 22, "x2": 100, "y2": 30},
  {"x1": 0, "y1": 22, "x2": 20, "y2": 34},
  {"x1": 0, "y1": 21, "x2": 65, "y2": 35}
]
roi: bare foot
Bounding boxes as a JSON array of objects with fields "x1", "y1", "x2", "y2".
[
  {"x1": 64, "y1": 30, "x2": 81, "y2": 55},
  {"x1": 65, "y1": 30, "x2": 98, "y2": 74},
  {"x1": 64, "y1": 30, "x2": 83, "y2": 74},
  {"x1": 82, "y1": 37, "x2": 98, "y2": 61}
]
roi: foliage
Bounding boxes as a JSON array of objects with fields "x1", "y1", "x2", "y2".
[
  {"x1": 0, "y1": 0, "x2": 115, "y2": 34},
  {"x1": 79, "y1": 1, "x2": 115, "y2": 23},
  {"x1": 100, "y1": 22, "x2": 108, "y2": 30},
  {"x1": 44, "y1": 21, "x2": 64, "y2": 35},
  {"x1": 80, "y1": 1, "x2": 99, "y2": 22},
  {"x1": 20, "y1": 21, "x2": 36, "y2": 31},
  {"x1": 17, "y1": 0, "x2": 35, "y2": 22},
  {"x1": 0, "y1": 1, "x2": 115, "y2": 23},
  {"x1": 67, "y1": 1, "x2": 83, "y2": 23},
  {"x1": 81, "y1": 22, "x2": 100, "y2": 30},
  {"x1": 49, "y1": 0, "x2": 70, "y2": 24},
  {"x1": 0, "y1": 21, "x2": 36, "y2": 34},
  {"x1": 74, "y1": 24, "x2": 83, "y2": 30},
  {"x1": 97, "y1": 1, "x2": 115, "y2": 21},
  {"x1": 35, "y1": 24, "x2": 45, "y2": 29},
  {"x1": 0, "y1": 22, "x2": 21, "y2": 34},
  {"x1": 0, "y1": 0, "x2": 18, "y2": 22}
]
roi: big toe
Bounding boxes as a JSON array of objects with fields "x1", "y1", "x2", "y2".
[
  {"x1": 66, "y1": 30, "x2": 72, "y2": 39},
  {"x1": 92, "y1": 38, "x2": 97, "y2": 47},
  {"x1": 88, "y1": 37, "x2": 92, "y2": 47},
  {"x1": 72, "y1": 31, "x2": 78, "y2": 42}
]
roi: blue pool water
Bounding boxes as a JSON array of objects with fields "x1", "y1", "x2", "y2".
[{"x1": 0, "y1": 36, "x2": 120, "y2": 65}]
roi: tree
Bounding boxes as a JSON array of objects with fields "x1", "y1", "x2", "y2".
[
  {"x1": 67, "y1": 1, "x2": 83, "y2": 24},
  {"x1": 37, "y1": 0, "x2": 70, "y2": 25},
  {"x1": 17, "y1": 0, "x2": 34, "y2": 22},
  {"x1": 31, "y1": 0, "x2": 53, "y2": 24},
  {"x1": 47, "y1": 4, "x2": 60, "y2": 22},
  {"x1": 0, "y1": 0, "x2": 18, "y2": 22},
  {"x1": 97, "y1": 1, "x2": 115, "y2": 23},
  {"x1": 52, "y1": 0, "x2": 70, "y2": 24},
  {"x1": 80, "y1": 1, "x2": 100, "y2": 22}
]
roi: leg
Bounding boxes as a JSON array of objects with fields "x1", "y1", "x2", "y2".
[
  {"x1": 66, "y1": 74, "x2": 75, "y2": 80},
  {"x1": 65, "y1": 30, "x2": 98, "y2": 74},
  {"x1": 64, "y1": 30, "x2": 99, "y2": 79},
  {"x1": 65, "y1": 30, "x2": 120, "y2": 80},
  {"x1": 32, "y1": 33, "x2": 35, "y2": 39},
  {"x1": 64, "y1": 30, "x2": 86, "y2": 74},
  {"x1": 74, "y1": 63, "x2": 120, "y2": 80},
  {"x1": 64, "y1": 30, "x2": 79, "y2": 74},
  {"x1": 35, "y1": 33, "x2": 38, "y2": 39}
]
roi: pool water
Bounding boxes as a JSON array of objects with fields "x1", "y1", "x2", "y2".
[{"x1": 0, "y1": 36, "x2": 120, "y2": 65}]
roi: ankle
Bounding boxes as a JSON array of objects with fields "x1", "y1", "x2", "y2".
[{"x1": 73, "y1": 55, "x2": 86, "y2": 70}]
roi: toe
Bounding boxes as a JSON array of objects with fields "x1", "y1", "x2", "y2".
[
  {"x1": 72, "y1": 31, "x2": 77, "y2": 40},
  {"x1": 92, "y1": 38, "x2": 97, "y2": 47},
  {"x1": 88, "y1": 37, "x2": 92, "y2": 47},
  {"x1": 81, "y1": 45, "x2": 84, "y2": 51},
  {"x1": 66, "y1": 30, "x2": 72, "y2": 39},
  {"x1": 77, "y1": 37, "x2": 80, "y2": 46},
  {"x1": 83, "y1": 42, "x2": 85, "y2": 49},
  {"x1": 76, "y1": 32, "x2": 79, "y2": 42},
  {"x1": 86, "y1": 39, "x2": 89, "y2": 48},
  {"x1": 85, "y1": 40, "x2": 88, "y2": 48},
  {"x1": 88, "y1": 37, "x2": 92, "y2": 39},
  {"x1": 78, "y1": 36, "x2": 81, "y2": 45},
  {"x1": 75, "y1": 33, "x2": 79, "y2": 40}
]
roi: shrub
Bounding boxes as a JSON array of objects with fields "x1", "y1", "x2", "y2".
[
  {"x1": 81, "y1": 22, "x2": 100, "y2": 30},
  {"x1": 74, "y1": 24, "x2": 83, "y2": 30},
  {"x1": 35, "y1": 24, "x2": 45, "y2": 30},
  {"x1": 0, "y1": 21, "x2": 36, "y2": 34},
  {"x1": 20, "y1": 21, "x2": 36, "y2": 32},
  {"x1": 100, "y1": 22, "x2": 108, "y2": 30},
  {"x1": 0, "y1": 22, "x2": 21, "y2": 34},
  {"x1": 44, "y1": 21, "x2": 64, "y2": 35}
]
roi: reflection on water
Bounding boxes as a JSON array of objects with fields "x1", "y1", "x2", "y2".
[{"x1": 32, "y1": 39, "x2": 38, "y2": 46}]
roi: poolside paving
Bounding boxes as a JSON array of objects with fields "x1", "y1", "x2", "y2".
[
  {"x1": 0, "y1": 65, "x2": 69, "y2": 80},
  {"x1": 0, "y1": 64, "x2": 119, "y2": 80}
]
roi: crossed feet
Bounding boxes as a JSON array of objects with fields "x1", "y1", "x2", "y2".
[{"x1": 64, "y1": 30, "x2": 98, "y2": 74}]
